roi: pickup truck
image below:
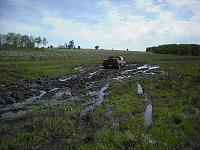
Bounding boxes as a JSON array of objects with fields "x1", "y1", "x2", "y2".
[{"x1": 103, "y1": 56, "x2": 126, "y2": 69}]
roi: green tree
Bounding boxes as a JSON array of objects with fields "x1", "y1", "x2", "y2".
[
  {"x1": 35, "y1": 36, "x2": 42, "y2": 48},
  {"x1": 68, "y1": 40, "x2": 74, "y2": 49},
  {"x1": 5, "y1": 32, "x2": 15, "y2": 48},
  {"x1": 42, "y1": 37, "x2": 48, "y2": 48},
  {"x1": 95, "y1": 45, "x2": 99, "y2": 50}
]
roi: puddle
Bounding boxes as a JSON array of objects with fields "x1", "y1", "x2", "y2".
[
  {"x1": 0, "y1": 88, "x2": 78, "y2": 118},
  {"x1": 86, "y1": 81, "x2": 98, "y2": 88},
  {"x1": 49, "y1": 88, "x2": 59, "y2": 92},
  {"x1": 122, "y1": 69, "x2": 134, "y2": 75},
  {"x1": 0, "y1": 63, "x2": 161, "y2": 119},
  {"x1": 104, "y1": 109, "x2": 112, "y2": 117},
  {"x1": 137, "y1": 64, "x2": 159, "y2": 70},
  {"x1": 26, "y1": 90, "x2": 46, "y2": 101},
  {"x1": 59, "y1": 75, "x2": 78, "y2": 82},
  {"x1": 75, "y1": 66, "x2": 84, "y2": 72},
  {"x1": 80, "y1": 84, "x2": 109, "y2": 116},
  {"x1": 145, "y1": 72, "x2": 155, "y2": 75},
  {"x1": 48, "y1": 88, "x2": 78, "y2": 104},
  {"x1": 144, "y1": 98, "x2": 152, "y2": 127},
  {"x1": 137, "y1": 83, "x2": 143, "y2": 94},
  {"x1": 0, "y1": 90, "x2": 46, "y2": 118},
  {"x1": 113, "y1": 75, "x2": 130, "y2": 81},
  {"x1": 87, "y1": 71, "x2": 101, "y2": 79},
  {"x1": 54, "y1": 89, "x2": 72, "y2": 99},
  {"x1": 89, "y1": 71, "x2": 97, "y2": 76}
]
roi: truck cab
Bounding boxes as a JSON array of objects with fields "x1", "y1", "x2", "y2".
[{"x1": 103, "y1": 56, "x2": 126, "y2": 69}]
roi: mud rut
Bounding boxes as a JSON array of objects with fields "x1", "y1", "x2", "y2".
[{"x1": 0, "y1": 63, "x2": 163, "y2": 119}]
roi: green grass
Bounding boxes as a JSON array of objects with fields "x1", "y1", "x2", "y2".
[
  {"x1": 1, "y1": 48, "x2": 199, "y2": 83},
  {"x1": 0, "y1": 48, "x2": 200, "y2": 149}
]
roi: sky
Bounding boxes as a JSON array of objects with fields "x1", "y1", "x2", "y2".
[{"x1": 0, "y1": 0, "x2": 200, "y2": 51}]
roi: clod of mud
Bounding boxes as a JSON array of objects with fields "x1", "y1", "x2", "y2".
[
  {"x1": 137, "y1": 83, "x2": 143, "y2": 94},
  {"x1": 80, "y1": 84, "x2": 109, "y2": 117}
]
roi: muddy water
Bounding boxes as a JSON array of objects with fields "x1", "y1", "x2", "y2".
[
  {"x1": 113, "y1": 75, "x2": 130, "y2": 81},
  {"x1": 135, "y1": 83, "x2": 152, "y2": 126},
  {"x1": 0, "y1": 63, "x2": 161, "y2": 118},
  {"x1": 48, "y1": 88, "x2": 78, "y2": 105},
  {"x1": 27, "y1": 90, "x2": 46, "y2": 101},
  {"x1": 59, "y1": 75, "x2": 78, "y2": 82},
  {"x1": 137, "y1": 83, "x2": 143, "y2": 94},
  {"x1": 113, "y1": 64, "x2": 160, "y2": 82},
  {"x1": 0, "y1": 88, "x2": 78, "y2": 118},
  {"x1": 80, "y1": 84, "x2": 109, "y2": 116},
  {"x1": 137, "y1": 64, "x2": 159, "y2": 70},
  {"x1": 144, "y1": 98, "x2": 152, "y2": 127}
]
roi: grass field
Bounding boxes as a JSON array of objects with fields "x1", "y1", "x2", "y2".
[
  {"x1": 0, "y1": 48, "x2": 200, "y2": 149},
  {"x1": 1, "y1": 48, "x2": 199, "y2": 83}
]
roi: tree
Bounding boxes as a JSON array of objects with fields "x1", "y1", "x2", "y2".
[
  {"x1": 28, "y1": 36, "x2": 35, "y2": 48},
  {"x1": 42, "y1": 37, "x2": 48, "y2": 48},
  {"x1": 21, "y1": 35, "x2": 29, "y2": 48},
  {"x1": 5, "y1": 32, "x2": 15, "y2": 48},
  {"x1": 35, "y1": 36, "x2": 42, "y2": 48},
  {"x1": 68, "y1": 40, "x2": 74, "y2": 49},
  {"x1": 0, "y1": 32, "x2": 49, "y2": 50},
  {"x1": 95, "y1": 45, "x2": 99, "y2": 50},
  {"x1": 64, "y1": 43, "x2": 68, "y2": 48},
  {"x1": 77, "y1": 46, "x2": 81, "y2": 49}
]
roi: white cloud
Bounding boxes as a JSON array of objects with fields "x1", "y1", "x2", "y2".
[
  {"x1": 0, "y1": 0, "x2": 199, "y2": 50},
  {"x1": 40, "y1": 0, "x2": 200, "y2": 49},
  {"x1": 0, "y1": 19, "x2": 42, "y2": 34}
]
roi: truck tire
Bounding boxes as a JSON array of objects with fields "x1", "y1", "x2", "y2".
[{"x1": 118, "y1": 64, "x2": 121, "y2": 69}]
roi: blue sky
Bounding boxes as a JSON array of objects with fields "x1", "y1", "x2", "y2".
[{"x1": 0, "y1": 0, "x2": 200, "y2": 51}]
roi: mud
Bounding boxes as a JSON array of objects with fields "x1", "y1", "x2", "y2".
[
  {"x1": 0, "y1": 88, "x2": 78, "y2": 118},
  {"x1": 0, "y1": 63, "x2": 161, "y2": 118}
]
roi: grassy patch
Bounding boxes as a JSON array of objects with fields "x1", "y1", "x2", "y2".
[{"x1": 0, "y1": 49, "x2": 200, "y2": 149}]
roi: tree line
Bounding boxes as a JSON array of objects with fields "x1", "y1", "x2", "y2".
[
  {"x1": 0, "y1": 32, "x2": 48, "y2": 49},
  {"x1": 58, "y1": 40, "x2": 81, "y2": 49},
  {"x1": 146, "y1": 44, "x2": 200, "y2": 56},
  {"x1": 0, "y1": 32, "x2": 103, "y2": 51}
]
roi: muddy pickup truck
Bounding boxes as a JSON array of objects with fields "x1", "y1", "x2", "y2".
[{"x1": 103, "y1": 56, "x2": 126, "y2": 69}]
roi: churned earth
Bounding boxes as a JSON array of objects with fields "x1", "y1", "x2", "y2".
[{"x1": 0, "y1": 63, "x2": 161, "y2": 118}]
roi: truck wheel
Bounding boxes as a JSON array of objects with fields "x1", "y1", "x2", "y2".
[{"x1": 118, "y1": 64, "x2": 121, "y2": 69}]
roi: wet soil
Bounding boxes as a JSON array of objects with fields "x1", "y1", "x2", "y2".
[{"x1": 0, "y1": 63, "x2": 162, "y2": 118}]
